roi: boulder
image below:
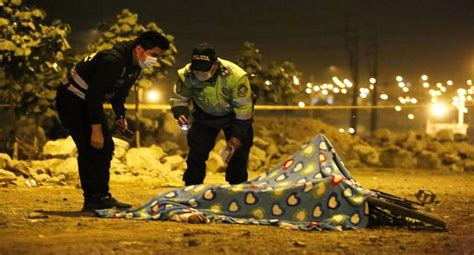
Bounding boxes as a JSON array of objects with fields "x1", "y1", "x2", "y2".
[
  {"x1": 441, "y1": 154, "x2": 461, "y2": 165},
  {"x1": 463, "y1": 160, "x2": 474, "y2": 172},
  {"x1": 353, "y1": 144, "x2": 380, "y2": 166},
  {"x1": 436, "y1": 129, "x2": 454, "y2": 142},
  {"x1": 54, "y1": 157, "x2": 79, "y2": 180},
  {"x1": 453, "y1": 133, "x2": 469, "y2": 142},
  {"x1": 160, "y1": 141, "x2": 181, "y2": 153},
  {"x1": 6, "y1": 160, "x2": 32, "y2": 177},
  {"x1": 0, "y1": 153, "x2": 12, "y2": 169},
  {"x1": 379, "y1": 146, "x2": 416, "y2": 168},
  {"x1": 0, "y1": 169, "x2": 17, "y2": 180},
  {"x1": 110, "y1": 158, "x2": 129, "y2": 175},
  {"x1": 205, "y1": 151, "x2": 226, "y2": 173},
  {"x1": 162, "y1": 155, "x2": 186, "y2": 171},
  {"x1": 250, "y1": 146, "x2": 267, "y2": 162},
  {"x1": 415, "y1": 150, "x2": 441, "y2": 170},
  {"x1": 253, "y1": 136, "x2": 270, "y2": 150},
  {"x1": 373, "y1": 129, "x2": 396, "y2": 146},
  {"x1": 42, "y1": 136, "x2": 77, "y2": 158},
  {"x1": 112, "y1": 137, "x2": 129, "y2": 159},
  {"x1": 453, "y1": 142, "x2": 474, "y2": 160},
  {"x1": 125, "y1": 146, "x2": 166, "y2": 170}
]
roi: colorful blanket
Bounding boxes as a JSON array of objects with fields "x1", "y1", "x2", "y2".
[{"x1": 97, "y1": 134, "x2": 369, "y2": 230}]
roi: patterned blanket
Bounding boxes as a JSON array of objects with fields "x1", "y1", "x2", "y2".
[{"x1": 97, "y1": 134, "x2": 369, "y2": 230}]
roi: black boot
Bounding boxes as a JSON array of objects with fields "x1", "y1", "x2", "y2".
[{"x1": 82, "y1": 194, "x2": 132, "y2": 212}]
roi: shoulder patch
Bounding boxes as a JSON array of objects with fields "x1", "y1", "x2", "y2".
[
  {"x1": 237, "y1": 84, "x2": 248, "y2": 97},
  {"x1": 220, "y1": 66, "x2": 231, "y2": 76}
]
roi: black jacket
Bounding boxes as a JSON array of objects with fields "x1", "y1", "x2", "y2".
[{"x1": 73, "y1": 41, "x2": 141, "y2": 124}]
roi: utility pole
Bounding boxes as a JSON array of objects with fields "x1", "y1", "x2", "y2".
[
  {"x1": 369, "y1": 29, "x2": 379, "y2": 135},
  {"x1": 345, "y1": 15, "x2": 360, "y2": 135}
]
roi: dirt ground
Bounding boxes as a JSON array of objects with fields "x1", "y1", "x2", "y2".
[{"x1": 0, "y1": 169, "x2": 473, "y2": 255}]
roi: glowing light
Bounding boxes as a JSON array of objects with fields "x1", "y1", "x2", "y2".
[
  {"x1": 447, "y1": 80, "x2": 453, "y2": 86},
  {"x1": 306, "y1": 82, "x2": 312, "y2": 88},
  {"x1": 440, "y1": 87, "x2": 447, "y2": 92},
  {"x1": 341, "y1": 88, "x2": 347, "y2": 94},
  {"x1": 457, "y1": 88, "x2": 467, "y2": 95},
  {"x1": 146, "y1": 90, "x2": 160, "y2": 103},
  {"x1": 53, "y1": 62, "x2": 58, "y2": 69},
  {"x1": 396, "y1": 76, "x2": 403, "y2": 82},
  {"x1": 398, "y1": 82, "x2": 405, "y2": 88},
  {"x1": 338, "y1": 128, "x2": 345, "y2": 133},
  {"x1": 395, "y1": 105, "x2": 402, "y2": 111},
  {"x1": 293, "y1": 76, "x2": 300, "y2": 85},
  {"x1": 369, "y1": 77, "x2": 377, "y2": 84},
  {"x1": 298, "y1": 101, "x2": 305, "y2": 108},
  {"x1": 410, "y1": 98, "x2": 418, "y2": 104},
  {"x1": 468, "y1": 80, "x2": 473, "y2": 86},
  {"x1": 321, "y1": 90, "x2": 329, "y2": 96},
  {"x1": 402, "y1": 87, "x2": 409, "y2": 92},
  {"x1": 305, "y1": 88, "x2": 312, "y2": 94},
  {"x1": 328, "y1": 84, "x2": 334, "y2": 90},
  {"x1": 408, "y1": 114, "x2": 415, "y2": 120},
  {"x1": 343, "y1": 79, "x2": 353, "y2": 88},
  {"x1": 430, "y1": 103, "x2": 448, "y2": 117},
  {"x1": 265, "y1": 80, "x2": 271, "y2": 86},
  {"x1": 421, "y1": 74, "x2": 428, "y2": 81},
  {"x1": 423, "y1": 82, "x2": 430, "y2": 88},
  {"x1": 369, "y1": 84, "x2": 374, "y2": 90},
  {"x1": 468, "y1": 95, "x2": 473, "y2": 101},
  {"x1": 313, "y1": 86, "x2": 320, "y2": 92},
  {"x1": 348, "y1": 127, "x2": 355, "y2": 134},
  {"x1": 333, "y1": 87, "x2": 340, "y2": 93},
  {"x1": 380, "y1": 94, "x2": 388, "y2": 100},
  {"x1": 399, "y1": 97, "x2": 406, "y2": 104}
]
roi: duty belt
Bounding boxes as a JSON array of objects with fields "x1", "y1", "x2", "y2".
[{"x1": 61, "y1": 67, "x2": 88, "y2": 100}]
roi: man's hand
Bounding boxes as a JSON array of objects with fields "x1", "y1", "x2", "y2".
[
  {"x1": 114, "y1": 116, "x2": 128, "y2": 132},
  {"x1": 91, "y1": 124, "x2": 104, "y2": 149},
  {"x1": 178, "y1": 115, "x2": 188, "y2": 127},
  {"x1": 227, "y1": 137, "x2": 241, "y2": 150}
]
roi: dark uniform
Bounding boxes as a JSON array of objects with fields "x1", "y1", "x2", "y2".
[
  {"x1": 55, "y1": 41, "x2": 140, "y2": 202},
  {"x1": 170, "y1": 58, "x2": 254, "y2": 185}
]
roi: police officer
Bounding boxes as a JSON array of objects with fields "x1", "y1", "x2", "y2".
[
  {"x1": 55, "y1": 31, "x2": 170, "y2": 212},
  {"x1": 170, "y1": 43, "x2": 254, "y2": 186}
]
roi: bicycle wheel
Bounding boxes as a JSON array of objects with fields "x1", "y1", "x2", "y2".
[{"x1": 367, "y1": 196, "x2": 447, "y2": 230}]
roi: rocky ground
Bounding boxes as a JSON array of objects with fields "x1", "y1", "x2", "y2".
[{"x1": 0, "y1": 168, "x2": 473, "y2": 255}]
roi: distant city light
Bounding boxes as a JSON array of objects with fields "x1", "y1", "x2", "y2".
[
  {"x1": 430, "y1": 103, "x2": 448, "y2": 117},
  {"x1": 395, "y1": 105, "x2": 402, "y2": 111},
  {"x1": 398, "y1": 82, "x2": 405, "y2": 88},
  {"x1": 447, "y1": 80, "x2": 454, "y2": 86},
  {"x1": 341, "y1": 88, "x2": 347, "y2": 94},
  {"x1": 348, "y1": 127, "x2": 355, "y2": 134},
  {"x1": 146, "y1": 90, "x2": 160, "y2": 103},
  {"x1": 53, "y1": 62, "x2": 58, "y2": 69},
  {"x1": 468, "y1": 80, "x2": 473, "y2": 86},
  {"x1": 333, "y1": 87, "x2": 340, "y2": 93},
  {"x1": 322, "y1": 90, "x2": 329, "y2": 95},
  {"x1": 343, "y1": 79, "x2": 353, "y2": 88},
  {"x1": 293, "y1": 76, "x2": 300, "y2": 85},
  {"x1": 440, "y1": 87, "x2": 447, "y2": 92},
  {"x1": 408, "y1": 114, "x2": 415, "y2": 120},
  {"x1": 306, "y1": 82, "x2": 312, "y2": 88},
  {"x1": 298, "y1": 101, "x2": 305, "y2": 108},
  {"x1": 380, "y1": 94, "x2": 388, "y2": 100},
  {"x1": 305, "y1": 88, "x2": 312, "y2": 94},
  {"x1": 369, "y1": 84, "x2": 374, "y2": 90},
  {"x1": 410, "y1": 98, "x2": 418, "y2": 104},
  {"x1": 338, "y1": 128, "x2": 345, "y2": 133},
  {"x1": 369, "y1": 77, "x2": 376, "y2": 84},
  {"x1": 265, "y1": 80, "x2": 271, "y2": 86},
  {"x1": 423, "y1": 82, "x2": 430, "y2": 88},
  {"x1": 402, "y1": 87, "x2": 409, "y2": 93},
  {"x1": 396, "y1": 76, "x2": 403, "y2": 82},
  {"x1": 421, "y1": 74, "x2": 428, "y2": 81},
  {"x1": 313, "y1": 86, "x2": 320, "y2": 92}
]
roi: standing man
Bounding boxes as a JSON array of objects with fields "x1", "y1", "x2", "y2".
[
  {"x1": 55, "y1": 31, "x2": 170, "y2": 212},
  {"x1": 170, "y1": 43, "x2": 254, "y2": 186}
]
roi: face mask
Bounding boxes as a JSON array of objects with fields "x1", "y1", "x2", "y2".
[
  {"x1": 139, "y1": 54, "x2": 158, "y2": 69},
  {"x1": 193, "y1": 71, "x2": 213, "y2": 81}
]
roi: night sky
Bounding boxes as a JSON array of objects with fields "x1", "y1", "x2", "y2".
[{"x1": 29, "y1": 0, "x2": 473, "y2": 85}]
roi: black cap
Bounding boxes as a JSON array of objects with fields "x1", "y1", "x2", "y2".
[{"x1": 190, "y1": 43, "x2": 217, "y2": 71}]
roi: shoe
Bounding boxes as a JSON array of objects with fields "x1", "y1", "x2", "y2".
[{"x1": 81, "y1": 194, "x2": 132, "y2": 212}]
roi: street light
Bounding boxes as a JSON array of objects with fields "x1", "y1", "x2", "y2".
[
  {"x1": 146, "y1": 90, "x2": 160, "y2": 103},
  {"x1": 430, "y1": 102, "x2": 448, "y2": 118},
  {"x1": 421, "y1": 74, "x2": 428, "y2": 81}
]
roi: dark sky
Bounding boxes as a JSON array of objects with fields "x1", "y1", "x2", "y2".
[{"x1": 30, "y1": 0, "x2": 473, "y2": 85}]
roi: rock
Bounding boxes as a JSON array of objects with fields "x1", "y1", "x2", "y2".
[
  {"x1": 29, "y1": 159, "x2": 63, "y2": 176},
  {"x1": 125, "y1": 146, "x2": 166, "y2": 170},
  {"x1": 463, "y1": 160, "x2": 474, "y2": 172},
  {"x1": 162, "y1": 155, "x2": 186, "y2": 171},
  {"x1": 112, "y1": 137, "x2": 129, "y2": 159},
  {"x1": 353, "y1": 144, "x2": 380, "y2": 166},
  {"x1": 0, "y1": 169, "x2": 17, "y2": 180},
  {"x1": 110, "y1": 158, "x2": 128, "y2": 175},
  {"x1": 253, "y1": 136, "x2": 270, "y2": 149},
  {"x1": 373, "y1": 129, "x2": 396, "y2": 146},
  {"x1": 379, "y1": 146, "x2": 416, "y2": 168},
  {"x1": 54, "y1": 158, "x2": 79, "y2": 180},
  {"x1": 293, "y1": 240, "x2": 307, "y2": 247},
  {"x1": 206, "y1": 151, "x2": 226, "y2": 173},
  {"x1": 42, "y1": 136, "x2": 77, "y2": 158},
  {"x1": 266, "y1": 143, "x2": 280, "y2": 159},
  {"x1": 248, "y1": 153, "x2": 264, "y2": 171},
  {"x1": 33, "y1": 173, "x2": 51, "y2": 183},
  {"x1": 160, "y1": 141, "x2": 181, "y2": 153},
  {"x1": 453, "y1": 133, "x2": 469, "y2": 142},
  {"x1": 6, "y1": 160, "x2": 31, "y2": 177},
  {"x1": 441, "y1": 154, "x2": 461, "y2": 165},
  {"x1": 250, "y1": 146, "x2": 267, "y2": 162},
  {"x1": 416, "y1": 150, "x2": 441, "y2": 170},
  {"x1": 27, "y1": 212, "x2": 48, "y2": 219},
  {"x1": 0, "y1": 153, "x2": 12, "y2": 169},
  {"x1": 454, "y1": 142, "x2": 474, "y2": 159},
  {"x1": 436, "y1": 129, "x2": 454, "y2": 142}
]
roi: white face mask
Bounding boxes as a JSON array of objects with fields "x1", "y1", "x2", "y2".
[
  {"x1": 139, "y1": 54, "x2": 158, "y2": 69},
  {"x1": 193, "y1": 71, "x2": 213, "y2": 81}
]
